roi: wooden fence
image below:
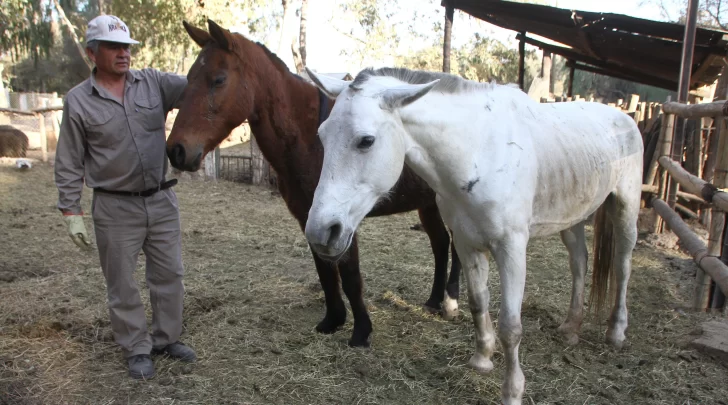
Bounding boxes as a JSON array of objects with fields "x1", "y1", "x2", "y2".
[
  {"x1": 643, "y1": 99, "x2": 728, "y2": 310},
  {"x1": 0, "y1": 106, "x2": 63, "y2": 162}
]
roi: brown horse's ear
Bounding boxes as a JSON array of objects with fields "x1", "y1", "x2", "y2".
[
  {"x1": 207, "y1": 19, "x2": 234, "y2": 52},
  {"x1": 183, "y1": 20, "x2": 212, "y2": 48}
]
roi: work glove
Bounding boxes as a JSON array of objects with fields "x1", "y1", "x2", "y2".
[{"x1": 64, "y1": 215, "x2": 92, "y2": 249}]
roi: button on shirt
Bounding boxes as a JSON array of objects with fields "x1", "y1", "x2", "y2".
[{"x1": 55, "y1": 68, "x2": 187, "y2": 214}]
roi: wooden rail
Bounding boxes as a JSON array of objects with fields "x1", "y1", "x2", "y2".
[
  {"x1": 1, "y1": 106, "x2": 63, "y2": 163},
  {"x1": 662, "y1": 101, "x2": 728, "y2": 119},
  {"x1": 658, "y1": 156, "x2": 728, "y2": 212},
  {"x1": 652, "y1": 198, "x2": 728, "y2": 296}
]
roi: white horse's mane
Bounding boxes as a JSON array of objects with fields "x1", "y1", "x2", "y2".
[{"x1": 350, "y1": 67, "x2": 509, "y2": 94}]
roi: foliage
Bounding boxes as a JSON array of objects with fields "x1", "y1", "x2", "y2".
[
  {"x1": 640, "y1": 0, "x2": 728, "y2": 28},
  {"x1": 397, "y1": 34, "x2": 540, "y2": 87},
  {"x1": 0, "y1": 0, "x2": 55, "y2": 62},
  {"x1": 4, "y1": 0, "x2": 281, "y2": 93},
  {"x1": 110, "y1": 0, "x2": 280, "y2": 73},
  {"x1": 571, "y1": 70, "x2": 675, "y2": 102}
]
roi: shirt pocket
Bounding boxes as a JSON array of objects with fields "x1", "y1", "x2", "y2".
[
  {"x1": 134, "y1": 96, "x2": 165, "y2": 133},
  {"x1": 83, "y1": 109, "x2": 116, "y2": 147}
]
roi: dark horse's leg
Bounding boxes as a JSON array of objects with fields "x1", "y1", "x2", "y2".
[
  {"x1": 418, "y1": 206, "x2": 461, "y2": 319},
  {"x1": 447, "y1": 238, "x2": 462, "y2": 302},
  {"x1": 337, "y1": 235, "x2": 373, "y2": 347},
  {"x1": 310, "y1": 247, "x2": 347, "y2": 334}
]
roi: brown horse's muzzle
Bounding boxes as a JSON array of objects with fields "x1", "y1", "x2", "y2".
[{"x1": 167, "y1": 142, "x2": 203, "y2": 172}]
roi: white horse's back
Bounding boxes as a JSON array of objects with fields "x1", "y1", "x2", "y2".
[{"x1": 517, "y1": 98, "x2": 643, "y2": 235}]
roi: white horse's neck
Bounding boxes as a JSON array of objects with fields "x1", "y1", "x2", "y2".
[{"x1": 399, "y1": 85, "x2": 528, "y2": 199}]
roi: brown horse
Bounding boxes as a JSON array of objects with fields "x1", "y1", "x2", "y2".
[{"x1": 166, "y1": 20, "x2": 461, "y2": 347}]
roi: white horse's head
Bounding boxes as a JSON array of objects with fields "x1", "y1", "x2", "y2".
[{"x1": 304, "y1": 68, "x2": 439, "y2": 260}]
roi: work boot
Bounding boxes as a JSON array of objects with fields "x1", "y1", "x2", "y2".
[
  {"x1": 152, "y1": 341, "x2": 197, "y2": 362},
  {"x1": 127, "y1": 354, "x2": 156, "y2": 380}
]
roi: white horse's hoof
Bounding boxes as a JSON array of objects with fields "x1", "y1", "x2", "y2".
[
  {"x1": 468, "y1": 353, "x2": 494, "y2": 374},
  {"x1": 606, "y1": 334, "x2": 626, "y2": 350},
  {"x1": 561, "y1": 332, "x2": 579, "y2": 346},
  {"x1": 441, "y1": 295, "x2": 459, "y2": 321}
]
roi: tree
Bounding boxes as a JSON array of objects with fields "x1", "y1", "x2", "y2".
[
  {"x1": 396, "y1": 34, "x2": 540, "y2": 87},
  {"x1": 639, "y1": 0, "x2": 728, "y2": 28},
  {"x1": 292, "y1": 0, "x2": 308, "y2": 73},
  {"x1": 109, "y1": 0, "x2": 280, "y2": 73},
  {"x1": 1, "y1": 0, "x2": 55, "y2": 62},
  {"x1": 51, "y1": 0, "x2": 92, "y2": 71}
]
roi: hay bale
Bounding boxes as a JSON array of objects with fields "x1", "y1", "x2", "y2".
[{"x1": 0, "y1": 125, "x2": 29, "y2": 158}]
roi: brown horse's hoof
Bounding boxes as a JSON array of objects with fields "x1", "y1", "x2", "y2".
[
  {"x1": 347, "y1": 337, "x2": 371, "y2": 348},
  {"x1": 315, "y1": 314, "x2": 346, "y2": 334},
  {"x1": 422, "y1": 301, "x2": 441, "y2": 315}
]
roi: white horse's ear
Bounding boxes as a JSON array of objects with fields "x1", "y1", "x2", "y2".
[
  {"x1": 305, "y1": 67, "x2": 349, "y2": 99},
  {"x1": 380, "y1": 80, "x2": 439, "y2": 110}
]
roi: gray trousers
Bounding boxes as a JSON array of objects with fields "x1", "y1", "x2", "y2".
[{"x1": 92, "y1": 188, "x2": 185, "y2": 358}]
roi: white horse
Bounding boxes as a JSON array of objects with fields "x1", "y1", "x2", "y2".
[{"x1": 303, "y1": 67, "x2": 643, "y2": 405}]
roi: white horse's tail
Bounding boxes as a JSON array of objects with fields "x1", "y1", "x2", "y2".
[{"x1": 590, "y1": 195, "x2": 615, "y2": 317}]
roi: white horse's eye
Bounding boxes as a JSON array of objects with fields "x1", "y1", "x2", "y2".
[{"x1": 357, "y1": 136, "x2": 375, "y2": 149}]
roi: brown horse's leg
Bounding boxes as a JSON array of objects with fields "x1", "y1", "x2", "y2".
[
  {"x1": 418, "y1": 206, "x2": 458, "y2": 319},
  {"x1": 446, "y1": 238, "x2": 462, "y2": 301},
  {"x1": 336, "y1": 235, "x2": 373, "y2": 347},
  {"x1": 310, "y1": 248, "x2": 347, "y2": 334}
]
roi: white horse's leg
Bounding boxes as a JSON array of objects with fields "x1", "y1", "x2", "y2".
[
  {"x1": 557, "y1": 222, "x2": 587, "y2": 345},
  {"x1": 492, "y1": 232, "x2": 528, "y2": 405},
  {"x1": 606, "y1": 182, "x2": 640, "y2": 349},
  {"x1": 452, "y1": 235, "x2": 495, "y2": 373}
]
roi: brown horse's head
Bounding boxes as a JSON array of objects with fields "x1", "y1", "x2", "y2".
[{"x1": 167, "y1": 20, "x2": 255, "y2": 171}]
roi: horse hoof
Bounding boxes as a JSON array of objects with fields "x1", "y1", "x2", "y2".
[
  {"x1": 561, "y1": 333, "x2": 579, "y2": 346},
  {"x1": 422, "y1": 302, "x2": 441, "y2": 315},
  {"x1": 606, "y1": 335, "x2": 626, "y2": 350},
  {"x1": 606, "y1": 328, "x2": 626, "y2": 350},
  {"x1": 468, "y1": 353, "x2": 494, "y2": 374},
  {"x1": 315, "y1": 316, "x2": 345, "y2": 334},
  {"x1": 348, "y1": 337, "x2": 371, "y2": 348},
  {"x1": 441, "y1": 296, "x2": 459, "y2": 321}
]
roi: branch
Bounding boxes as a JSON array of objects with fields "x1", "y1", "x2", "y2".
[
  {"x1": 51, "y1": 0, "x2": 93, "y2": 71},
  {"x1": 330, "y1": 26, "x2": 367, "y2": 45}
]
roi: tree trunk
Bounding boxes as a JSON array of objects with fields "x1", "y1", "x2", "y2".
[
  {"x1": 276, "y1": 0, "x2": 298, "y2": 71},
  {"x1": 51, "y1": 0, "x2": 93, "y2": 72},
  {"x1": 541, "y1": 51, "x2": 552, "y2": 97},
  {"x1": 299, "y1": 0, "x2": 308, "y2": 67},
  {"x1": 442, "y1": 3, "x2": 454, "y2": 73},
  {"x1": 98, "y1": 0, "x2": 108, "y2": 14}
]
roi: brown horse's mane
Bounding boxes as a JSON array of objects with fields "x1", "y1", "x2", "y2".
[{"x1": 229, "y1": 31, "x2": 306, "y2": 82}]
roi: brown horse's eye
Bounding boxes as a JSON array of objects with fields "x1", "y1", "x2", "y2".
[
  {"x1": 357, "y1": 136, "x2": 375, "y2": 150},
  {"x1": 213, "y1": 76, "x2": 226, "y2": 87}
]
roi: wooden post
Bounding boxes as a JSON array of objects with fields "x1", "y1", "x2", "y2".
[
  {"x1": 36, "y1": 112, "x2": 47, "y2": 162},
  {"x1": 669, "y1": 0, "x2": 700, "y2": 210},
  {"x1": 652, "y1": 198, "x2": 728, "y2": 296},
  {"x1": 442, "y1": 2, "x2": 454, "y2": 74},
  {"x1": 568, "y1": 61, "x2": 575, "y2": 98},
  {"x1": 52, "y1": 109, "x2": 61, "y2": 146},
  {"x1": 518, "y1": 32, "x2": 526, "y2": 91},
  {"x1": 708, "y1": 113, "x2": 728, "y2": 308},
  {"x1": 204, "y1": 147, "x2": 218, "y2": 181},
  {"x1": 654, "y1": 112, "x2": 676, "y2": 233},
  {"x1": 627, "y1": 94, "x2": 640, "y2": 113}
]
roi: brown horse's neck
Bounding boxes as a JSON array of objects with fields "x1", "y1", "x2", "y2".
[{"x1": 244, "y1": 47, "x2": 325, "y2": 177}]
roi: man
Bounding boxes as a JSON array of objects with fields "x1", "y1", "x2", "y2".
[{"x1": 54, "y1": 15, "x2": 195, "y2": 380}]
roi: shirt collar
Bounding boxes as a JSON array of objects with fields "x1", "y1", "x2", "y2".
[{"x1": 87, "y1": 67, "x2": 142, "y2": 95}]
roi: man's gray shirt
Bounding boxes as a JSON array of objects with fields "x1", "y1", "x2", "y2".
[{"x1": 55, "y1": 68, "x2": 187, "y2": 214}]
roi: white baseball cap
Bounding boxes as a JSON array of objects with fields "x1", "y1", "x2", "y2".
[{"x1": 85, "y1": 15, "x2": 139, "y2": 45}]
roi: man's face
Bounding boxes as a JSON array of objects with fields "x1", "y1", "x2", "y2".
[{"x1": 89, "y1": 42, "x2": 131, "y2": 76}]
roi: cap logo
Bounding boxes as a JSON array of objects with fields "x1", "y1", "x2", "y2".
[{"x1": 107, "y1": 20, "x2": 128, "y2": 33}]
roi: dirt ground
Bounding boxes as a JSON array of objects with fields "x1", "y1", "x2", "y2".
[{"x1": 1, "y1": 159, "x2": 727, "y2": 405}]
